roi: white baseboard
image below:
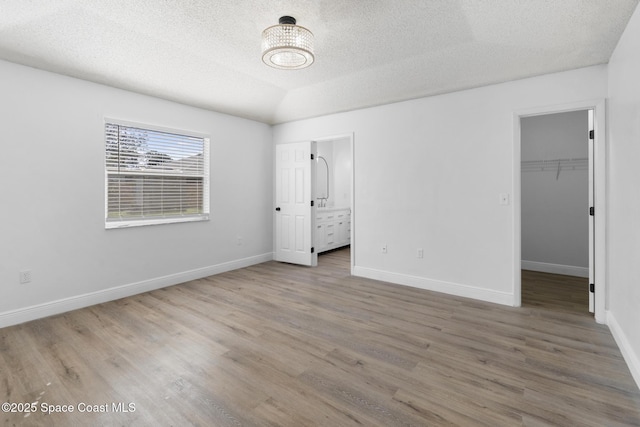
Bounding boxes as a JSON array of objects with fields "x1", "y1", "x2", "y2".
[
  {"x1": 0, "y1": 252, "x2": 274, "y2": 329},
  {"x1": 521, "y1": 260, "x2": 589, "y2": 278},
  {"x1": 353, "y1": 266, "x2": 515, "y2": 306},
  {"x1": 607, "y1": 311, "x2": 640, "y2": 391}
]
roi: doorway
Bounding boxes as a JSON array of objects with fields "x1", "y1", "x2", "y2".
[
  {"x1": 520, "y1": 110, "x2": 591, "y2": 311},
  {"x1": 513, "y1": 100, "x2": 606, "y2": 323},
  {"x1": 314, "y1": 134, "x2": 354, "y2": 272},
  {"x1": 273, "y1": 133, "x2": 355, "y2": 273}
]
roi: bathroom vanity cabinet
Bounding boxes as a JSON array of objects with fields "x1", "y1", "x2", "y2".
[{"x1": 315, "y1": 207, "x2": 351, "y2": 253}]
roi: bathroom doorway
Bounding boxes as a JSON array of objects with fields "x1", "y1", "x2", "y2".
[{"x1": 314, "y1": 133, "x2": 354, "y2": 272}]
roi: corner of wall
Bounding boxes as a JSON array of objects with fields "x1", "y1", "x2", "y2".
[{"x1": 607, "y1": 310, "x2": 640, "y2": 390}]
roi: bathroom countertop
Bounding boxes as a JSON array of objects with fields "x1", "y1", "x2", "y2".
[{"x1": 317, "y1": 206, "x2": 351, "y2": 212}]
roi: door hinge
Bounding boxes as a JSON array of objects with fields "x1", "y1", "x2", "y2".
[
  {"x1": 590, "y1": 206, "x2": 594, "y2": 216},
  {"x1": 589, "y1": 129, "x2": 594, "y2": 140},
  {"x1": 590, "y1": 283, "x2": 595, "y2": 293},
  {"x1": 311, "y1": 247, "x2": 315, "y2": 253},
  {"x1": 311, "y1": 153, "x2": 314, "y2": 160},
  {"x1": 311, "y1": 200, "x2": 314, "y2": 207}
]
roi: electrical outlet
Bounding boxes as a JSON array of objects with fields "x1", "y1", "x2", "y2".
[
  {"x1": 382, "y1": 244, "x2": 387, "y2": 254},
  {"x1": 237, "y1": 236, "x2": 243, "y2": 246},
  {"x1": 417, "y1": 248, "x2": 424, "y2": 258},
  {"x1": 19, "y1": 270, "x2": 32, "y2": 284}
]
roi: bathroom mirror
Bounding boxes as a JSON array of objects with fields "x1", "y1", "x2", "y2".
[{"x1": 317, "y1": 156, "x2": 329, "y2": 204}]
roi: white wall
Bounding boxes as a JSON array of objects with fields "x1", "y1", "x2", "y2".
[
  {"x1": 0, "y1": 60, "x2": 273, "y2": 327},
  {"x1": 332, "y1": 138, "x2": 352, "y2": 208},
  {"x1": 607, "y1": 3, "x2": 640, "y2": 388},
  {"x1": 274, "y1": 65, "x2": 607, "y2": 306},
  {"x1": 521, "y1": 111, "x2": 589, "y2": 277}
]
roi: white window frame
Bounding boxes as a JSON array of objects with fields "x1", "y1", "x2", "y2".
[{"x1": 104, "y1": 118, "x2": 210, "y2": 229}]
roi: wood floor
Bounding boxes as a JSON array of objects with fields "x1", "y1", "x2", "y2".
[{"x1": 2, "y1": 248, "x2": 639, "y2": 426}]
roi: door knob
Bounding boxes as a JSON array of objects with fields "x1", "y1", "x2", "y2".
[{"x1": 275, "y1": 207, "x2": 281, "y2": 211}]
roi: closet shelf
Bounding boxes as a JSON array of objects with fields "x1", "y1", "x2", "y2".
[{"x1": 521, "y1": 157, "x2": 588, "y2": 173}]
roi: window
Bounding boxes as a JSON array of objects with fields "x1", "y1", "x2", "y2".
[{"x1": 105, "y1": 120, "x2": 209, "y2": 228}]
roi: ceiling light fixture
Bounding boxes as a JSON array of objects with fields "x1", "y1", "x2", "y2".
[{"x1": 262, "y1": 16, "x2": 314, "y2": 70}]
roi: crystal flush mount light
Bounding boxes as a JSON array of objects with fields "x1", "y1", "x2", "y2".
[{"x1": 262, "y1": 16, "x2": 314, "y2": 70}]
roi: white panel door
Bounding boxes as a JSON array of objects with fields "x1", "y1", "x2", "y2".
[
  {"x1": 275, "y1": 141, "x2": 317, "y2": 266},
  {"x1": 588, "y1": 110, "x2": 595, "y2": 313}
]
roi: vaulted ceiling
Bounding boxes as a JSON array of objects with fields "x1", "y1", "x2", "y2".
[{"x1": 1, "y1": 1, "x2": 637, "y2": 124}]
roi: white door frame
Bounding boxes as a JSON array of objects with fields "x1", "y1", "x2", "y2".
[
  {"x1": 513, "y1": 99, "x2": 606, "y2": 323},
  {"x1": 312, "y1": 132, "x2": 355, "y2": 274}
]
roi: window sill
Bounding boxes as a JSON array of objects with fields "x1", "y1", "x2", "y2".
[{"x1": 105, "y1": 215, "x2": 209, "y2": 229}]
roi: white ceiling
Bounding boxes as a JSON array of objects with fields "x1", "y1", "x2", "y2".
[{"x1": 1, "y1": 1, "x2": 637, "y2": 124}]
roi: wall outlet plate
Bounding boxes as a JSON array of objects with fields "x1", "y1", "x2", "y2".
[{"x1": 19, "y1": 270, "x2": 32, "y2": 284}]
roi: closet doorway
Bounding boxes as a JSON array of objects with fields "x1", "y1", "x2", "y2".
[
  {"x1": 513, "y1": 100, "x2": 605, "y2": 322},
  {"x1": 521, "y1": 110, "x2": 592, "y2": 311}
]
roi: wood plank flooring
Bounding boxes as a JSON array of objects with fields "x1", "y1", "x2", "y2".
[{"x1": 1, "y1": 248, "x2": 639, "y2": 426}]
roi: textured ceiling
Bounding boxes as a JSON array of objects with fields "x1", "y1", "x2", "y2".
[{"x1": 0, "y1": 1, "x2": 638, "y2": 124}]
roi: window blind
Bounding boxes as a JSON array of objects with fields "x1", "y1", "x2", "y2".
[{"x1": 105, "y1": 122, "x2": 209, "y2": 228}]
